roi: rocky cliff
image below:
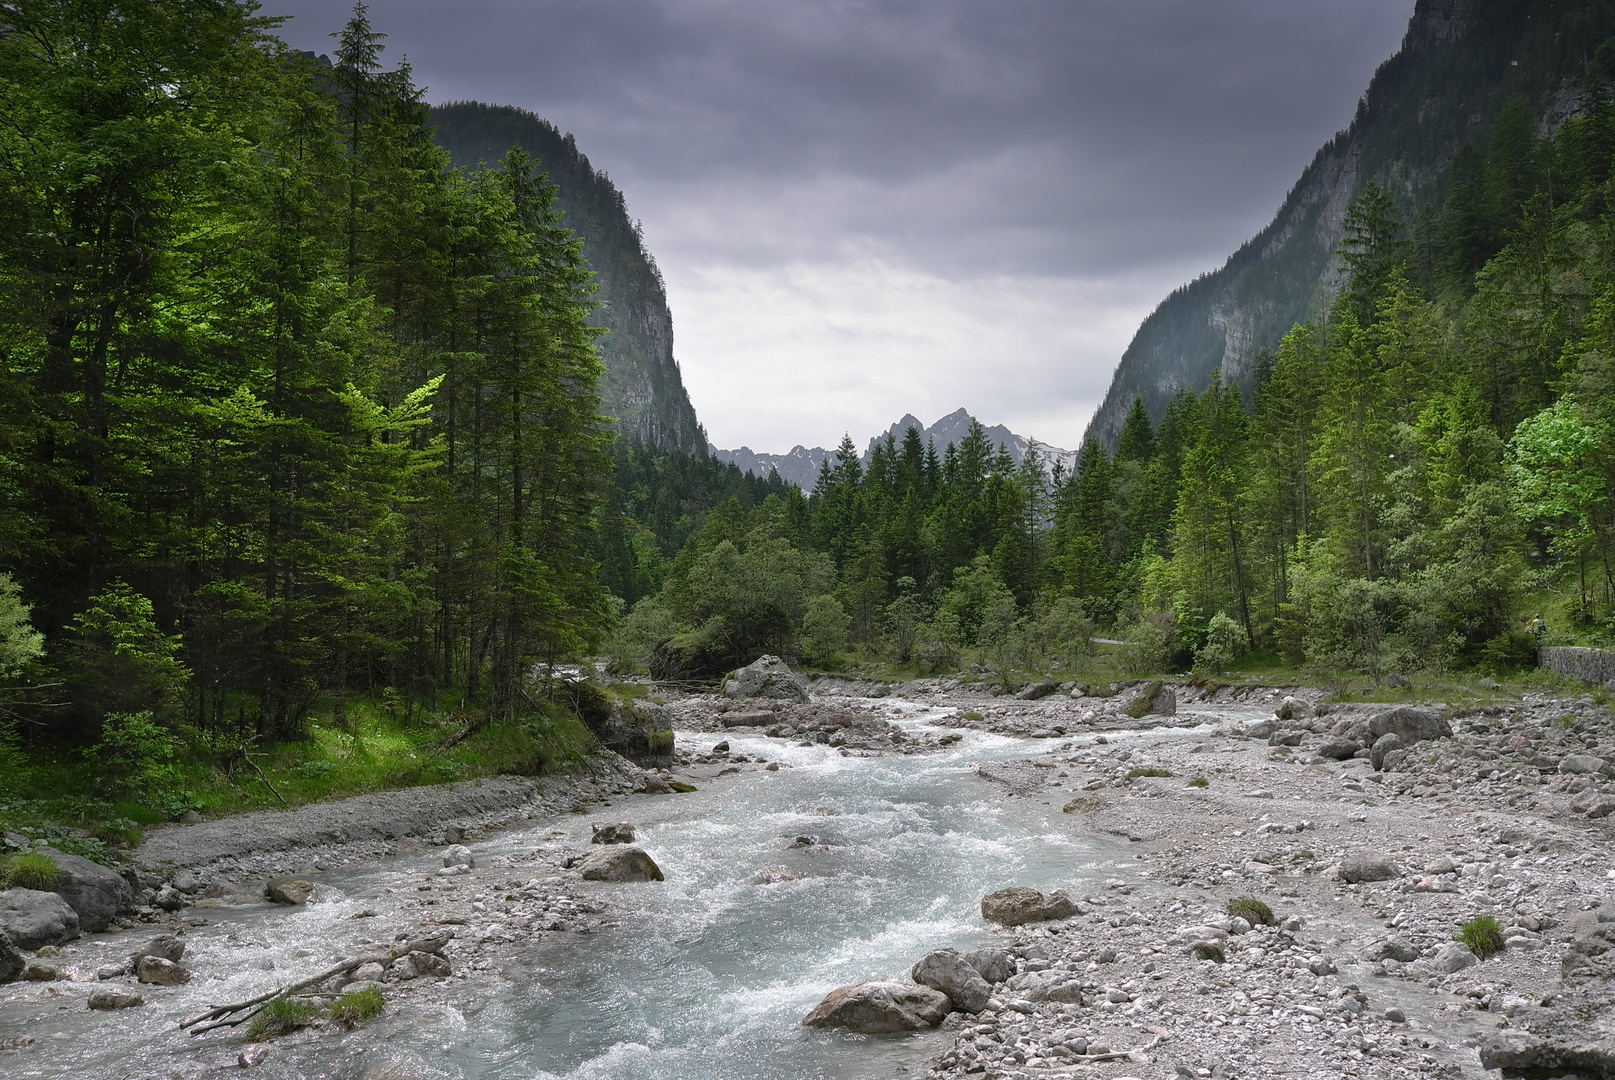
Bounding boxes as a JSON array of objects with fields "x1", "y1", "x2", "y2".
[
  {"x1": 430, "y1": 102, "x2": 705, "y2": 454},
  {"x1": 1085, "y1": 0, "x2": 1615, "y2": 447}
]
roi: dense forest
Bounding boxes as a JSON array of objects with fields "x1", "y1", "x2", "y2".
[
  {"x1": 607, "y1": 84, "x2": 1615, "y2": 684},
  {"x1": 0, "y1": 1, "x2": 624, "y2": 821},
  {"x1": 6, "y1": 0, "x2": 1615, "y2": 843}
]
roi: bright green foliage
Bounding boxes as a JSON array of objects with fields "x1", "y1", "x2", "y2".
[
  {"x1": 0, "y1": 576, "x2": 43, "y2": 680},
  {"x1": 61, "y1": 585, "x2": 189, "y2": 729},
  {"x1": 1458, "y1": 913, "x2": 1506, "y2": 959},
  {"x1": 246, "y1": 998, "x2": 320, "y2": 1041},
  {"x1": 328, "y1": 983, "x2": 385, "y2": 1026},
  {"x1": 0, "y1": 2, "x2": 613, "y2": 757},
  {"x1": 799, "y1": 595, "x2": 851, "y2": 663},
  {"x1": 3, "y1": 852, "x2": 59, "y2": 891},
  {"x1": 1225, "y1": 897, "x2": 1275, "y2": 926},
  {"x1": 87, "y1": 712, "x2": 183, "y2": 802}
]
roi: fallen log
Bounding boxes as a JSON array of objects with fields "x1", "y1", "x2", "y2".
[{"x1": 178, "y1": 933, "x2": 450, "y2": 1035}]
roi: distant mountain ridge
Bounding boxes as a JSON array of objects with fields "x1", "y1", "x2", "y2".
[
  {"x1": 1084, "y1": 0, "x2": 1615, "y2": 447},
  {"x1": 711, "y1": 408, "x2": 1078, "y2": 489},
  {"x1": 429, "y1": 101, "x2": 705, "y2": 454}
]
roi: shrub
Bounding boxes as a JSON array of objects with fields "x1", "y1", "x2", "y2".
[
  {"x1": 327, "y1": 984, "x2": 385, "y2": 1027},
  {"x1": 4, "y1": 851, "x2": 58, "y2": 890},
  {"x1": 246, "y1": 998, "x2": 319, "y2": 1041},
  {"x1": 1458, "y1": 913, "x2": 1505, "y2": 959},
  {"x1": 85, "y1": 711, "x2": 184, "y2": 801},
  {"x1": 958, "y1": 710, "x2": 983, "y2": 723},
  {"x1": 1195, "y1": 611, "x2": 1247, "y2": 672},
  {"x1": 1125, "y1": 767, "x2": 1173, "y2": 780},
  {"x1": 1188, "y1": 776, "x2": 1209, "y2": 788},
  {"x1": 1226, "y1": 897, "x2": 1276, "y2": 926},
  {"x1": 799, "y1": 594, "x2": 851, "y2": 663}
]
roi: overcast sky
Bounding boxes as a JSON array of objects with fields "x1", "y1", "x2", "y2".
[{"x1": 265, "y1": 0, "x2": 1414, "y2": 453}]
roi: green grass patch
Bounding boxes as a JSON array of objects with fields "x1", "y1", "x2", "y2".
[
  {"x1": 2, "y1": 690, "x2": 602, "y2": 849},
  {"x1": 1458, "y1": 913, "x2": 1506, "y2": 959},
  {"x1": 1187, "y1": 776, "x2": 1209, "y2": 788},
  {"x1": 327, "y1": 984, "x2": 385, "y2": 1027},
  {"x1": 958, "y1": 710, "x2": 984, "y2": 722},
  {"x1": 2, "y1": 851, "x2": 59, "y2": 890},
  {"x1": 1125, "y1": 767, "x2": 1173, "y2": 780},
  {"x1": 1226, "y1": 897, "x2": 1276, "y2": 926},
  {"x1": 246, "y1": 998, "x2": 320, "y2": 1041}
]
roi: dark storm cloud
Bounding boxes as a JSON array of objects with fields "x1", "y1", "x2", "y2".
[
  {"x1": 261, "y1": 0, "x2": 1414, "y2": 449},
  {"x1": 266, "y1": 0, "x2": 1411, "y2": 275}
]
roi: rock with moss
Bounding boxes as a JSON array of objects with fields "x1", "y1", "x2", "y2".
[
  {"x1": 34, "y1": 849, "x2": 130, "y2": 933},
  {"x1": 1121, "y1": 680, "x2": 1175, "y2": 718}
]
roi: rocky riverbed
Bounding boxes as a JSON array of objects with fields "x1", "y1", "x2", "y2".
[{"x1": 1, "y1": 671, "x2": 1613, "y2": 1079}]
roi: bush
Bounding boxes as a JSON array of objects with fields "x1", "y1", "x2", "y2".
[
  {"x1": 799, "y1": 594, "x2": 850, "y2": 663},
  {"x1": 1125, "y1": 767, "x2": 1173, "y2": 780},
  {"x1": 0, "y1": 573, "x2": 43, "y2": 679},
  {"x1": 603, "y1": 596, "x2": 680, "y2": 674},
  {"x1": 246, "y1": 998, "x2": 320, "y2": 1041},
  {"x1": 60, "y1": 583, "x2": 190, "y2": 726},
  {"x1": 1225, "y1": 897, "x2": 1275, "y2": 926},
  {"x1": 3, "y1": 851, "x2": 59, "y2": 890},
  {"x1": 86, "y1": 711, "x2": 185, "y2": 802},
  {"x1": 1195, "y1": 611, "x2": 1247, "y2": 672},
  {"x1": 327, "y1": 984, "x2": 385, "y2": 1027},
  {"x1": 1188, "y1": 776, "x2": 1209, "y2": 788},
  {"x1": 1119, "y1": 609, "x2": 1181, "y2": 676},
  {"x1": 1458, "y1": 913, "x2": 1505, "y2": 959}
]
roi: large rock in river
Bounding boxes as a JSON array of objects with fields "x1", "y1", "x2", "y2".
[
  {"x1": 1368, "y1": 706, "x2": 1450, "y2": 745},
  {"x1": 577, "y1": 845, "x2": 664, "y2": 882},
  {"x1": 722, "y1": 655, "x2": 810, "y2": 704},
  {"x1": 911, "y1": 948, "x2": 992, "y2": 1012},
  {"x1": 801, "y1": 980, "x2": 952, "y2": 1032},
  {"x1": 0, "y1": 888, "x2": 79, "y2": 949},
  {"x1": 980, "y1": 887, "x2": 1077, "y2": 926},
  {"x1": 36, "y1": 848, "x2": 131, "y2": 932}
]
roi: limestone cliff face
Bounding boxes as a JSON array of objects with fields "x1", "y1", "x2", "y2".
[
  {"x1": 430, "y1": 102, "x2": 705, "y2": 454},
  {"x1": 1085, "y1": 0, "x2": 1610, "y2": 447}
]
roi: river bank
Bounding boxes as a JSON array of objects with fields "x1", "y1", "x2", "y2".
[{"x1": 0, "y1": 674, "x2": 1611, "y2": 1079}]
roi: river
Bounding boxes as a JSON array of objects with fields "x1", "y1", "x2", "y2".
[{"x1": 4, "y1": 701, "x2": 1200, "y2": 1080}]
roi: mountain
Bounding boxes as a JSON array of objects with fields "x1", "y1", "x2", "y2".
[
  {"x1": 429, "y1": 101, "x2": 705, "y2": 454},
  {"x1": 707, "y1": 444, "x2": 835, "y2": 490},
  {"x1": 1085, "y1": 0, "x2": 1615, "y2": 447},
  {"x1": 711, "y1": 408, "x2": 1078, "y2": 489}
]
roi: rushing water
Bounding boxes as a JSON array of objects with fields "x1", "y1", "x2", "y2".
[{"x1": 2, "y1": 703, "x2": 1197, "y2": 1080}]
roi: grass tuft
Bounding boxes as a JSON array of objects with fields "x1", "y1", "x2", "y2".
[
  {"x1": 1125, "y1": 766, "x2": 1173, "y2": 780},
  {"x1": 246, "y1": 998, "x2": 320, "y2": 1041},
  {"x1": 1458, "y1": 913, "x2": 1506, "y2": 959},
  {"x1": 1226, "y1": 897, "x2": 1276, "y2": 926},
  {"x1": 327, "y1": 983, "x2": 385, "y2": 1027},
  {"x1": 1187, "y1": 776, "x2": 1209, "y2": 788},
  {"x1": 3, "y1": 851, "x2": 59, "y2": 891}
]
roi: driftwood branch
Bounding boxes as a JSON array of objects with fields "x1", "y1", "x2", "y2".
[
  {"x1": 178, "y1": 933, "x2": 450, "y2": 1035},
  {"x1": 243, "y1": 751, "x2": 288, "y2": 808}
]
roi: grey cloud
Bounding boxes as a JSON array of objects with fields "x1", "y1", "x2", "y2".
[{"x1": 268, "y1": 0, "x2": 1413, "y2": 276}]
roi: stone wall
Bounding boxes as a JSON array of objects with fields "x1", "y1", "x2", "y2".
[{"x1": 1539, "y1": 646, "x2": 1615, "y2": 687}]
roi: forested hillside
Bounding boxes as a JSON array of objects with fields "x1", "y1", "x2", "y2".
[
  {"x1": 1087, "y1": 0, "x2": 1615, "y2": 446},
  {"x1": 0, "y1": 2, "x2": 617, "y2": 825},
  {"x1": 609, "y1": 90, "x2": 1615, "y2": 681},
  {"x1": 430, "y1": 102, "x2": 706, "y2": 455}
]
